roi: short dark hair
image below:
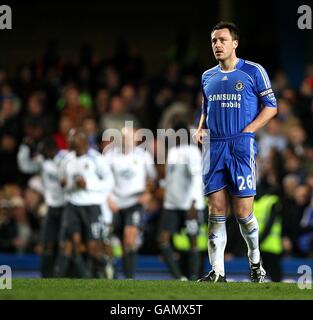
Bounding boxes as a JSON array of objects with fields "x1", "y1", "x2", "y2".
[{"x1": 211, "y1": 21, "x2": 239, "y2": 41}]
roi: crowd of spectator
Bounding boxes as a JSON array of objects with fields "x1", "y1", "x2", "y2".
[{"x1": 0, "y1": 39, "x2": 313, "y2": 259}]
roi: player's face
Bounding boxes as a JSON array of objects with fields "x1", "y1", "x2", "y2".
[
  {"x1": 68, "y1": 131, "x2": 88, "y2": 153},
  {"x1": 75, "y1": 134, "x2": 88, "y2": 153},
  {"x1": 211, "y1": 28, "x2": 238, "y2": 61}
]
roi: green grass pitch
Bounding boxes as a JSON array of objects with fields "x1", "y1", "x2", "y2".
[{"x1": 0, "y1": 279, "x2": 312, "y2": 300}]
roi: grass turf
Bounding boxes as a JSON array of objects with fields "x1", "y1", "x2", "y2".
[{"x1": 0, "y1": 279, "x2": 312, "y2": 300}]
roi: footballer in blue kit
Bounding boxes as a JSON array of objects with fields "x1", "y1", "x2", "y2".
[
  {"x1": 202, "y1": 57, "x2": 277, "y2": 197},
  {"x1": 194, "y1": 22, "x2": 278, "y2": 283}
]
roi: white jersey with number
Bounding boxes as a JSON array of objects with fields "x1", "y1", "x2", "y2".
[
  {"x1": 104, "y1": 146, "x2": 156, "y2": 209},
  {"x1": 62, "y1": 149, "x2": 114, "y2": 206},
  {"x1": 164, "y1": 144, "x2": 205, "y2": 210}
]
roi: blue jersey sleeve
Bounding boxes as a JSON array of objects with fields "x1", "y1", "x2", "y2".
[{"x1": 254, "y1": 64, "x2": 277, "y2": 108}]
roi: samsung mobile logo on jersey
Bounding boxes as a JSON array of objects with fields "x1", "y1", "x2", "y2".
[
  {"x1": 0, "y1": 5, "x2": 12, "y2": 30},
  {"x1": 209, "y1": 93, "x2": 241, "y2": 108},
  {"x1": 208, "y1": 94, "x2": 242, "y2": 101}
]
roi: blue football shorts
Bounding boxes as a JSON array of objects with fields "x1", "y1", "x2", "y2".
[{"x1": 202, "y1": 132, "x2": 257, "y2": 197}]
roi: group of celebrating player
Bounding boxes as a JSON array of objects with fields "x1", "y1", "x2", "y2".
[{"x1": 17, "y1": 123, "x2": 205, "y2": 280}]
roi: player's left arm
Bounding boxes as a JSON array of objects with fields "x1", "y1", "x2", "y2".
[
  {"x1": 243, "y1": 64, "x2": 278, "y2": 133},
  {"x1": 242, "y1": 105, "x2": 277, "y2": 133}
]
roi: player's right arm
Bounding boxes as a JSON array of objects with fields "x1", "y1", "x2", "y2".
[
  {"x1": 193, "y1": 76, "x2": 208, "y2": 144},
  {"x1": 17, "y1": 143, "x2": 42, "y2": 173},
  {"x1": 193, "y1": 114, "x2": 207, "y2": 144},
  {"x1": 107, "y1": 194, "x2": 119, "y2": 214}
]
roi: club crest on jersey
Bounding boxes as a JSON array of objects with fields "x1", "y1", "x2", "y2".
[{"x1": 235, "y1": 80, "x2": 245, "y2": 91}]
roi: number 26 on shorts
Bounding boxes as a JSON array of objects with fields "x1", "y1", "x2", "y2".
[{"x1": 237, "y1": 175, "x2": 254, "y2": 191}]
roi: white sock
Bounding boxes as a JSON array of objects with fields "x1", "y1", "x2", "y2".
[
  {"x1": 208, "y1": 215, "x2": 227, "y2": 276},
  {"x1": 237, "y1": 212, "x2": 260, "y2": 264}
]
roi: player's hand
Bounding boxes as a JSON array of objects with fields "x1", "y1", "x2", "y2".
[
  {"x1": 22, "y1": 136, "x2": 35, "y2": 147},
  {"x1": 186, "y1": 201, "x2": 197, "y2": 220},
  {"x1": 107, "y1": 196, "x2": 119, "y2": 214},
  {"x1": 138, "y1": 191, "x2": 152, "y2": 208},
  {"x1": 146, "y1": 179, "x2": 156, "y2": 193},
  {"x1": 242, "y1": 126, "x2": 255, "y2": 133},
  {"x1": 75, "y1": 176, "x2": 86, "y2": 189},
  {"x1": 60, "y1": 177, "x2": 67, "y2": 188},
  {"x1": 192, "y1": 128, "x2": 206, "y2": 144}
]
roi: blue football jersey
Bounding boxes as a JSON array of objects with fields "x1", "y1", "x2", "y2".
[{"x1": 201, "y1": 58, "x2": 277, "y2": 137}]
